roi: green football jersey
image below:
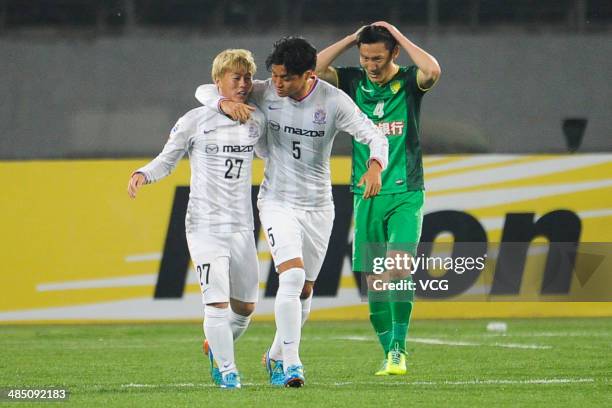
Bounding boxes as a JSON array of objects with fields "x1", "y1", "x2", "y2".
[{"x1": 336, "y1": 65, "x2": 426, "y2": 194}]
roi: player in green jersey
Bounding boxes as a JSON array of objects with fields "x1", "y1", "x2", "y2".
[{"x1": 316, "y1": 21, "x2": 441, "y2": 375}]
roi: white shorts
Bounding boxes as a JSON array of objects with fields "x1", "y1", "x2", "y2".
[
  {"x1": 186, "y1": 230, "x2": 259, "y2": 304},
  {"x1": 258, "y1": 200, "x2": 334, "y2": 282}
]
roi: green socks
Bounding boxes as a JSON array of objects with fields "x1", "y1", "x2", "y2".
[
  {"x1": 368, "y1": 278, "x2": 414, "y2": 355},
  {"x1": 389, "y1": 278, "x2": 414, "y2": 353},
  {"x1": 368, "y1": 290, "x2": 392, "y2": 355}
]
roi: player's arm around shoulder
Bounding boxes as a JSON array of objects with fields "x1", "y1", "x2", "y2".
[
  {"x1": 195, "y1": 83, "x2": 254, "y2": 123},
  {"x1": 252, "y1": 107, "x2": 269, "y2": 159},
  {"x1": 226, "y1": 79, "x2": 269, "y2": 122},
  {"x1": 317, "y1": 66, "x2": 339, "y2": 87},
  {"x1": 195, "y1": 84, "x2": 222, "y2": 111}
]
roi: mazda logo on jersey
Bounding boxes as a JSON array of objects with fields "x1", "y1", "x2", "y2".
[
  {"x1": 205, "y1": 144, "x2": 219, "y2": 154},
  {"x1": 222, "y1": 145, "x2": 254, "y2": 153},
  {"x1": 269, "y1": 120, "x2": 280, "y2": 131},
  {"x1": 284, "y1": 126, "x2": 325, "y2": 137}
]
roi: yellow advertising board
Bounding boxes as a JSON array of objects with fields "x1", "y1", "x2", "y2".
[{"x1": 1, "y1": 154, "x2": 611, "y2": 323}]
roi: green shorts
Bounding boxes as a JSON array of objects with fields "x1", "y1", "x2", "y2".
[{"x1": 353, "y1": 190, "x2": 424, "y2": 273}]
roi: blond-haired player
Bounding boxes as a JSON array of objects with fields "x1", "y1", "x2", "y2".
[{"x1": 128, "y1": 49, "x2": 266, "y2": 389}]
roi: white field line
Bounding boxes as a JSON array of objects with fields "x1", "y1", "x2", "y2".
[
  {"x1": 484, "y1": 331, "x2": 612, "y2": 338},
  {"x1": 119, "y1": 378, "x2": 595, "y2": 388},
  {"x1": 411, "y1": 337, "x2": 552, "y2": 350},
  {"x1": 437, "y1": 378, "x2": 594, "y2": 385},
  {"x1": 335, "y1": 335, "x2": 551, "y2": 350},
  {"x1": 331, "y1": 378, "x2": 596, "y2": 386},
  {"x1": 122, "y1": 383, "x2": 215, "y2": 388}
]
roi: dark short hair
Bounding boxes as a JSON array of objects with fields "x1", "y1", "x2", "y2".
[
  {"x1": 265, "y1": 37, "x2": 317, "y2": 76},
  {"x1": 357, "y1": 25, "x2": 398, "y2": 51}
]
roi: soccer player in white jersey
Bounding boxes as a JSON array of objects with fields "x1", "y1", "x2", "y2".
[
  {"x1": 196, "y1": 37, "x2": 388, "y2": 388},
  {"x1": 127, "y1": 49, "x2": 266, "y2": 389}
]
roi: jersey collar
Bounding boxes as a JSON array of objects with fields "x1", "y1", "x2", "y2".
[
  {"x1": 364, "y1": 67, "x2": 401, "y2": 91},
  {"x1": 291, "y1": 76, "x2": 318, "y2": 102}
]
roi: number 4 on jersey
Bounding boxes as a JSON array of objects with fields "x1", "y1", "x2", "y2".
[{"x1": 373, "y1": 100, "x2": 385, "y2": 118}]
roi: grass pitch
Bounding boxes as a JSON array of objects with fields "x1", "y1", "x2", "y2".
[{"x1": 1, "y1": 318, "x2": 610, "y2": 407}]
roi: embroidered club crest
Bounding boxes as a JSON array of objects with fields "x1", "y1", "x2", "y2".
[
  {"x1": 390, "y1": 80, "x2": 401, "y2": 94},
  {"x1": 248, "y1": 122, "x2": 259, "y2": 138},
  {"x1": 313, "y1": 108, "x2": 327, "y2": 125}
]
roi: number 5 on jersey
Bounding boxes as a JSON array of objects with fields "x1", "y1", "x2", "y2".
[{"x1": 292, "y1": 141, "x2": 301, "y2": 159}]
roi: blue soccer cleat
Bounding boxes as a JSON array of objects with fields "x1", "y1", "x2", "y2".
[
  {"x1": 262, "y1": 349, "x2": 285, "y2": 386},
  {"x1": 220, "y1": 371, "x2": 241, "y2": 389},
  {"x1": 203, "y1": 340, "x2": 222, "y2": 386},
  {"x1": 284, "y1": 364, "x2": 305, "y2": 388}
]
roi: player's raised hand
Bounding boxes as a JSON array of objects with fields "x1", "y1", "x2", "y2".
[
  {"x1": 358, "y1": 160, "x2": 383, "y2": 199},
  {"x1": 351, "y1": 25, "x2": 368, "y2": 43},
  {"x1": 127, "y1": 172, "x2": 146, "y2": 199},
  {"x1": 219, "y1": 100, "x2": 255, "y2": 123},
  {"x1": 371, "y1": 21, "x2": 400, "y2": 37}
]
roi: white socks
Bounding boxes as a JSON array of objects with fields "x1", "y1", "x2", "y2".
[
  {"x1": 204, "y1": 305, "x2": 236, "y2": 375},
  {"x1": 272, "y1": 268, "x2": 307, "y2": 367},
  {"x1": 301, "y1": 292, "x2": 313, "y2": 325},
  {"x1": 229, "y1": 309, "x2": 251, "y2": 341},
  {"x1": 269, "y1": 292, "x2": 312, "y2": 361}
]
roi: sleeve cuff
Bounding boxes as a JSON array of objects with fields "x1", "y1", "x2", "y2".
[
  {"x1": 367, "y1": 157, "x2": 385, "y2": 171},
  {"x1": 131, "y1": 171, "x2": 149, "y2": 184}
]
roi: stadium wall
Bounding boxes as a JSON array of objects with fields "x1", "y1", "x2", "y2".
[
  {"x1": 1, "y1": 32, "x2": 611, "y2": 158},
  {"x1": 1, "y1": 155, "x2": 611, "y2": 324}
]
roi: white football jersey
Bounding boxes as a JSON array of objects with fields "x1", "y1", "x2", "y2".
[
  {"x1": 195, "y1": 78, "x2": 388, "y2": 209},
  {"x1": 136, "y1": 105, "x2": 266, "y2": 233}
]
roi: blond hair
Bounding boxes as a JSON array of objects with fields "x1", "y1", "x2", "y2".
[{"x1": 211, "y1": 49, "x2": 257, "y2": 82}]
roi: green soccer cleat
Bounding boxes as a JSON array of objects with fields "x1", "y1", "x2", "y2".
[
  {"x1": 386, "y1": 348, "x2": 407, "y2": 375},
  {"x1": 374, "y1": 358, "x2": 390, "y2": 376},
  {"x1": 203, "y1": 339, "x2": 222, "y2": 385}
]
